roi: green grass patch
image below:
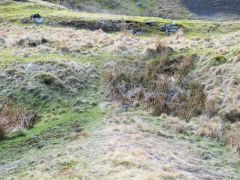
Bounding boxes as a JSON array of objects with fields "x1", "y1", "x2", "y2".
[
  {"x1": 210, "y1": 55, "x2": 227, "y2": 65},
  {"x1": 0, "y1": 106, "x2": 104, "y2": 163}
]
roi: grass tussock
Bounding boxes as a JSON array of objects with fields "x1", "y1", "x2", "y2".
[
  {"x1": 165, "y1": 114, "x2": 240, "y2": 153},
  {"x1": 0, "y1": 124, "x2": 5, "y2": 141},
  {"x1": 174, "y1": 113, "x2": 240, "y2": 153},
  {"x1": 194, "y1": 116, "x2": 223, "y2": 140},
  {"x1": 0, "y1": 100, "x2": 37, "y2": 136},
  {"x1": 144, "y1": 38, "x2": 174, "y2": 57},
  {"x1": 178, "y1": 54, "x2": 194, "y2": 80},
  {"x1": 1, "y1": 25, "x2": 160, "y2": 57},
  {"x1": 225, "y1": 122, "x2": 240, "y2": 154},
  {"x1": 103, "y1": 52, "x2": 206, "y2": 120}
]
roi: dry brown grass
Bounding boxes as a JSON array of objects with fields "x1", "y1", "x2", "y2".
[
  {"x1": 6, "y1": 112, "x2": 234, "y2": 179},
  {"x1": 233, "y1": 54, "x2": 240, "y2": 63},
  {"x1": 183, "y1": 115, "x2": 240, "y2": 153},
  {"x1": 1, "y1": 24, "x2": 159, "y2": 57},
  {"x1": 103, "y1": 51, "x2": 206, "y2": 120},
  {"x1": 192, "y1": 53, "x2": 240, "y2": 153},
  {"x1": 225, "y1": 122, "x2": 240, "y2": 154},
  {"x1": 178, "y1": 54, "x2": 194, "y2": 80},
  {"x1": 103, "y1": 63, "x2": 135, "y2": 100},
  {"x1": 175, "y1": 28, "x2": 184, "y2": 40},
  {"x1": 144, "y1": 38, "x2": 174, "y2": 58},
  {"x1": 188, "y1": 83, "x2": 206, "y2": 116},
  {"x1": 155, "y1": 38, "x2": 166, "y2": 53},
  {"x1": 0, "y1": 124, "x2": 5, "y2": 141},
  {"x1": 193, "y1": 116, "x2": 223, "y2": 140},
  {"x1": 205, "y1": 98, "x2": 218, "y2": 117},
  {"x1": 0, "y1": 100, "x2": 37, "y2": 135}
]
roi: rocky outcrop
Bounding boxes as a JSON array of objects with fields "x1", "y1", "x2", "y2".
[
  {"x1": 21, "y1": 17, "x2": 180, "y2": 34},
  {"x1": 159, "y1": 22, "x2": 180, "y2": 35},
  {"x1": 52, "y1": 20, "x2": 151, "y2": 34}
]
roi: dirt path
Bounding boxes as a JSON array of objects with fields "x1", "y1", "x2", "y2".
[{"x1": 2, "y1": 111, "x2": 237, "y2": 180}]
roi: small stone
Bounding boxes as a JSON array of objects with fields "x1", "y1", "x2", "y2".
[
  {"x1": 30, "y1": 13, "x2": 45, "y2": 24},
  {"x1": 73, "y1": 108, "x2": 86, "y2": 113},
  {"x1": 170, "y1": 25, "x2": 179, "y2": 29},
  {"x1": 122, "y1": 102, "x2": 130, "y2": 110},
  {"x1": 73, "y1": 99, "x2": 88, "y2": 106},
  {"x1": 169, "y1": 28, "x2": 178, "y2": 32},
  {"x1": 135, "y1": 31, "x2": 142, "y2": 35},
  {"x1": 60, "y1": 110, "x2": 66, "y2": 114},
  {"x1": 166, "y1": 24, "x2": 172, "y2": 29},
  {"x1": 136, "y1": 1, "x2": 142, "y2": 6},
  {"x1": 159, "y1": 25, "x2": 166, "y2": 31},
  {"x1": 194, "y1": 37, "x2": 201, "y2": 41},
  {"x1": 75, "y1": 128, "x2": 83, "y2": 133},
  {"x1": 145, "y1": 21, "x2": 153, "y2": 25},
  {"x1": 133, "y1": 101, "x2": 139, "y2": 107},
  {"x1": 90, "y1": 102, "x2": 98, "y2": 106}
]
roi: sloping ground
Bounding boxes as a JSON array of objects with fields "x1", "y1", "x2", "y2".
[
  {"x1": 0, "y1": 25, "x2": 157, "y2": 58},
  {"x1": 182, "y1": 0, "x2": 240, "y2": 16},
  {"x1": 42, "y1": 0, "x2": 240, "y2": 20},
  {"x1": 43, "y1": 0, "x2": 194, "y2": 19},
  {"x1": 1, "y1": 111, "x2": 239, "y2": 179},
  {"x1": 0, "y1": 0, "x2": 240, "y2": 179}
]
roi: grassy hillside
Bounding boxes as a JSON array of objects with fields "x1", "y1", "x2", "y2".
[
  {"x1": 43, "y1": 0, "x2": 192, "y2": 18},
  {"x1": 43, "y1": 0, "x2": 240, "y2": 20},
  {"x1": 0, "y1": 0, "x2": 239, "y2": 179}
]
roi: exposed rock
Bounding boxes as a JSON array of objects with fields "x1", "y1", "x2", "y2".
[
  {"x1": 73, "y1": 107, "x2": 86, "y2": 113},
  {"x1": 122, "y1": 102, "x2": 130, "y2": 110},
  {"x1": 128, "y1": 27, "x2": 142, "y2": 35},
  {"x1": 159, "y1": 23, "x2": 180, "y2": 35},
  {"x1": 48, "y1": 20, "x2": 152, "y2": 33},
  {"x1": 30, "y1": 13, "x2": 44, "y2": 24},
  {"x1": 133, "y1": 101, "x2": 139, "y2": 108},
  {"x1": 172, "y1": 21, "x2": 177, "y2": 26},
  {"x1": 73, "y1": 99, "x2": 89, "y2": 106},
  {"x1": 136, "y1": 1, "x2": 142, "y2": 6},
  {"x1": 56, "y1": 20, "x2": 122, "y2": 32}
]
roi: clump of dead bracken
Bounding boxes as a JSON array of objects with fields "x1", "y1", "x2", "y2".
[
  {"x1": 103, "y1": 40, "x2": 205, "y2": 120},
  {"x1": 103, "y1": 39, "x2": 240, "y2": 154},
  {"x1": 0, "y1": 99, "x2": 37, "y2": 140}
]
